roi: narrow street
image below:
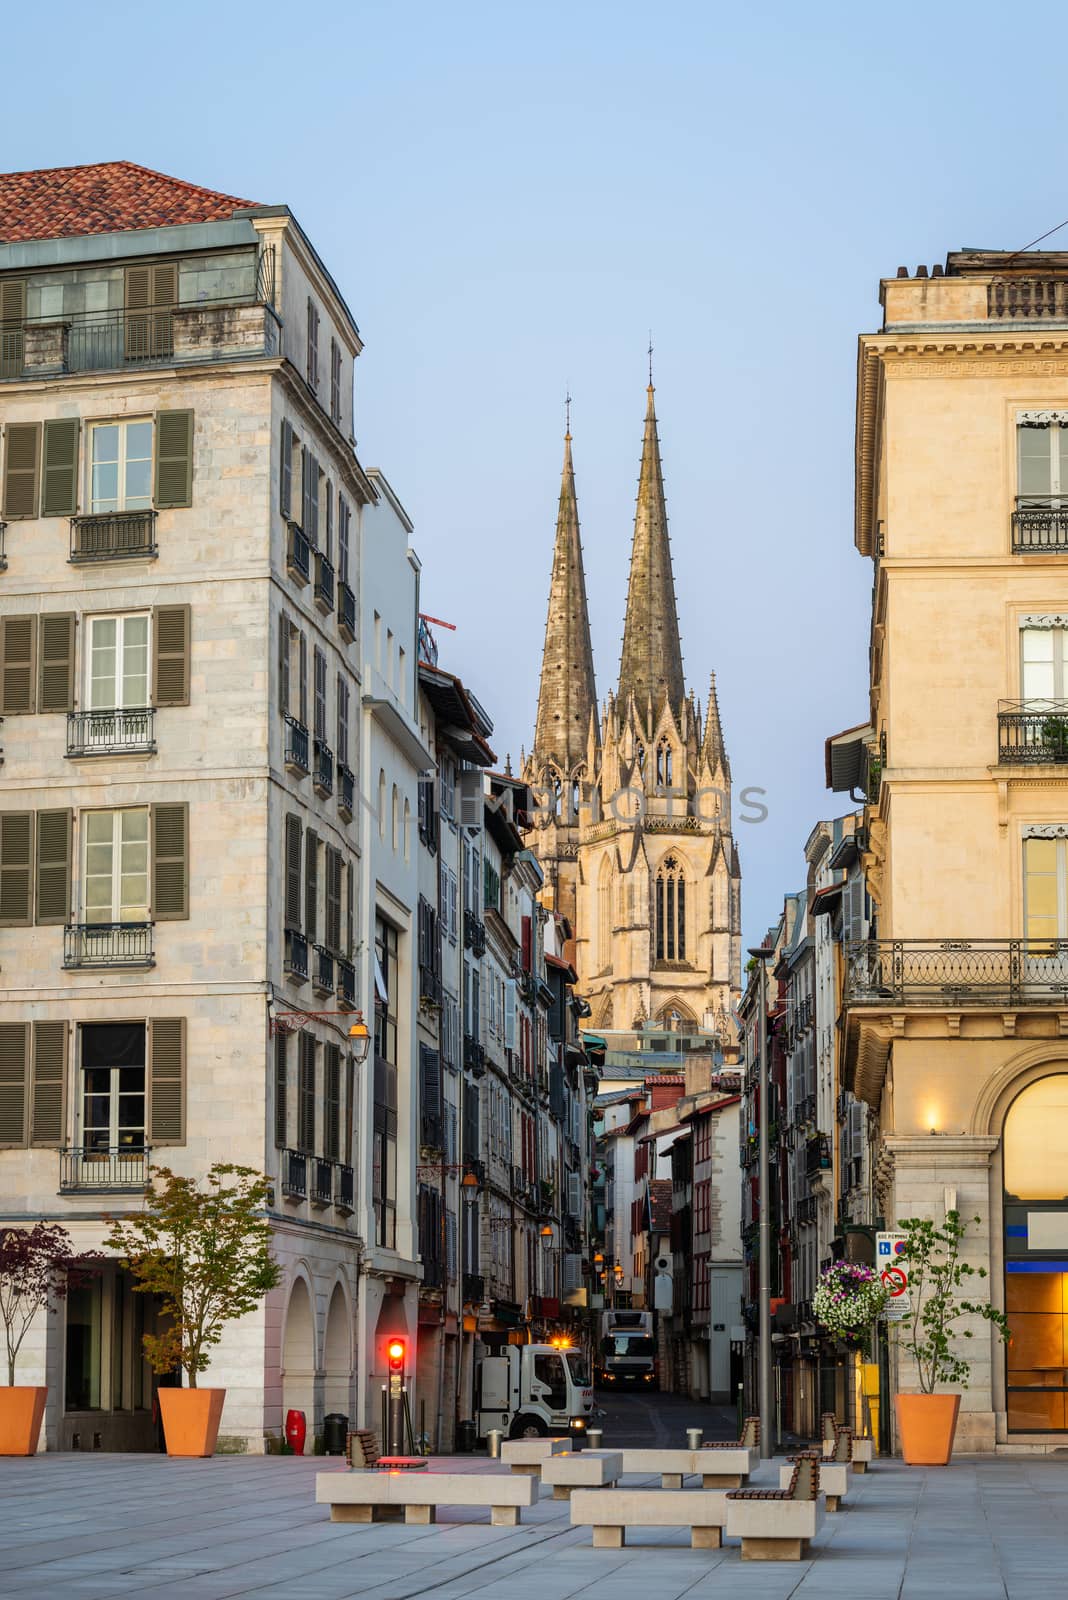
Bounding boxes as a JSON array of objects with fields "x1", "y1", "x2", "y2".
[{"x1": 589, "y1": 1389, "x2": 740, "y2": 1446}]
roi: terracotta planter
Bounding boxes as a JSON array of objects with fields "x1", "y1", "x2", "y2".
[
  {"x1": 158, "y1": 1387, "x2": 226, "y2": 1458},
  {"x1": 895, "y1": 1392, "x2": 961, "y2": 1465},
  {"x1": 0, "y1": 1386, "x2": 47, "y2": 1456}
]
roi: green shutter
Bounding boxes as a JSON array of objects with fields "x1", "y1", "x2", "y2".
[
  {"x1": 3, "y1": 422, "x2": 40, "y2": 518},
  {"x1": 41, "y1": 419, "x2": 80, "y2": 517},
  {"x1": 154, "y1": 410, "x2": 193, "y2": 509},
  {"x1": 0, "y1": 615, "x2": 36, "y2": 715},
  {"x1": 34, "y1": 808, "x2": 71, "y2": 925},
  {"x1": 31, "y1": 1021, "x2": 66, "y2": 1147},
  {"x1": 0, "y1": 812, "x2": 33, "y2": 926},
  {"x1": 37, "y1": 613, "x2": 75, "y2": 713},
  {"x1": 149, "y1": 1018, "x2": 185, "y2": 1146},
  {"x1": 152, "y1": 802, "x2": 189, "y2": 921},
  {"x1": 153, "y1": 604, "x2": 190, "y2": 706},
  {"x1": 0, "y1": 1022, "x2": 29, "y2": 1147},
  {"x1": 285, "y1": 815, "x2": 302, "y2": 928}
]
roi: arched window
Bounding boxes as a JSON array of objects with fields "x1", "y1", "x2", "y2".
[
  {"x1": 391, "y1": 784, "x2": 399, "y2": 850},
  {"x1": 655, "y1": 855, "x2": 686, "y2": 962},
  {"x1": 571, "y1": 777, "x2": 581, "y2": 819},
  {"x1": 656, "y1": 738, "x2": 673, "y2": 787},
  {"x1": 598, "y1": 856, "x2": 613, "y2": 968},
  {"x1": 635, "y1": 741, "x2": 646, "y2": 775},
  {"x1": 378, "y1": 769, "x2": 386, "y2": 838},
  {"x1": 403, "y1": 797, "x2": 411, "y2": 862}
]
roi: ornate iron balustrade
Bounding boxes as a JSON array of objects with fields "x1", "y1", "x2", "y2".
[
  {"x1": 805, "y1": 1133, "x2": 832, "y2": 1179},
  {"x1": 286, "y1": 521, "x2": 310, "y2": 583},
  {"x1": 282, "y1": 1149, "x2": 307, "y2": 1198},
  {"x1": 998, "y1": 700, "x2": 1068, "y2": 762},
  {"x1": 1012, "y1": 500, "x2": 1068, "y2": 552},
  {"x1": 337, "y1": 957, "x2": 356, "y2": 1009},
  {"x1": 64, "y1": 922, "x2": 154, "y2": 969},
  {"x1": 337, "y1": 581, "x2": 356, "y2": 642},
  {"x1": 70, "y1": 510, "x2": 157, "y2": 563},
  {"x1": 313, "y1": 739, "x2": 333, "y2": 798},
  {"x1": 988, "y1": 279, "x2": 1068, "y2": 320},
  {"x1": 462, "y1": 1272, "x2": 484, "y2": 1304},
  {"x1": 313, "y1": 944, "x2": 334, "y2": 994},
  {"x1": 463, "y1": 911, "x2": 486, "y2": 956},
  {"x1": 796, "y1": 1195, "x2": 818, "y2": 1225},
  {"x1": 336, "y1": 1163, "x2": 354, "y2": 1211},
  {"x1": 311, "y1": 1157, "x2": 334, "y2": 1206},
  {"x1": 337, "y1": 763, "x2": 354, "y2": 820},
  {"x1": 284, "y1": 927, "x2": 308, "y2": 980},
  {"x1": 844, "y1": 937, "x2": 1068, "y2": 1007},
  {"x1": 314, "y1": 550, "x2": 335, "y2": 615},
  {"x1": 59, "y1": 1145, "x2": 150, "y2": 1192},
  {"x1": 67, "y1": 707, "x2": 155, "y2": 757},
  {"x1": 284, "y1": 716, "x2": 309, "y2": 775},
  {"x1": 419, "y1": 963, "x2": 442, "y2": 1007}
]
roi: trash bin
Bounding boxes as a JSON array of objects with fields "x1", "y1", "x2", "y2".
[
  {"x1": 487, "y1": 1428, "x2": 504, "y2": 1459},
  {"x1": 455, "y1": 1419, "x2": 476, "y2": 1453},
  {"x1": 323, "y1": 1413, "x2": 348, "y2": 1456},
  {"x1": 686, "y1": 1427, "x2": 703, "y2": 1450},
  {"x1": 586, "y1": 1428, "x2": 604, "y2": 1450}
]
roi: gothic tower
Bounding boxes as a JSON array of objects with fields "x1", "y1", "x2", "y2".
[{"x1": 526, "y1": 381, "x2": 742, "y2": 1036}]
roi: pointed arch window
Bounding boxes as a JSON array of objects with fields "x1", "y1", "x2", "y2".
[
  {"x1": 655, "y1": 854, "x2": 686, "y2": 962},
  {"x1": 656, "y1": 738, "x2": 673, "y2": 787},
  {"x1": 635, "y1": 741, "x2": 645, "y2": 775},
  {"x1": 571, "y1": 776, "x2": 581, "y2": 819}
]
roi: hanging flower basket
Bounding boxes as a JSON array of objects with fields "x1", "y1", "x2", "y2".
[{"x1": 813, "y1": 1261, "x2": 888, "y2": 1345}]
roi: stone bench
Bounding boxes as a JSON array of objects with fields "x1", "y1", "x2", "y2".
[
  {"x1": 725, "y1": 1456, "x2": 824, "y2": 1560},
  {"x1": 850, "y1": 1439, "x2": 873, "y2": 1473},
  {"x1": 821, "y1": 1414, "x2": 873, "y2": 1473},
  {"x1": 315, "y1": 1469, "x2": 537, "y2": 1527},
  {"x1": 571, "y1": 1487, "x2": 729, "y2": 1549},
  {"x1": 541, "y1": 1449, "x2": 623, "y2": 1499},
  {"x1": 618, "y1": 1448, "x2": 700, "y2": 1488},
  {"x1": 696, "y1": 1444, "x2": 760, "y2": 1487},
  {"x1": 781, "y1": 1460, "x2": 848, "y2": 1510},
  {"x1": 501, "y1": 1437, "x2": 569, "y2": 1474}
]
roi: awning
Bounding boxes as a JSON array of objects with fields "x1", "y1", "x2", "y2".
[
  {"x1": 811, "y1": 883, "x2": 844, "y2": 918},
  {"x1": 825, "y1": 722, "x2": 873, "y2": 793}
]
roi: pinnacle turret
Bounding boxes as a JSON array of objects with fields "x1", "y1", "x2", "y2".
[{"x1": 617, "y1": 381, "x2": 686, "y2": 713}]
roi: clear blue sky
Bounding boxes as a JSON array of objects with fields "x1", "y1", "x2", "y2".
[{"x1": 5, "y1": 2, "x2": 1061, "y2": 944}]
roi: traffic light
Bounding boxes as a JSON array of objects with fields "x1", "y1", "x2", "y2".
[{"x1": 387, "y1": 1338, "x2": 406, "y2": 1375}]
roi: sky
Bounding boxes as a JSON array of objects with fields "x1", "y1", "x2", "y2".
[{"x1": 4, "y1": 0, "x2": 1064, "y2": 946}]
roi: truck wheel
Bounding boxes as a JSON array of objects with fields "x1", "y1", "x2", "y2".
[{"x1": 510, "y1": 1414, "x2": 548, "y2": 1440}]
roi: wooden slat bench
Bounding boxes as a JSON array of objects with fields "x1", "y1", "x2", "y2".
[
  {"x1": 500, "y1": 1437, "x2": 569, "y2": 1474},
  {"x1": 570, "y1": 1487, "x2": 729, "y2": 1549},
  {"x1": 315, "y1": 1468, "x2": 537, "y2": 1526},
  {"x1": 725, "y1": 1456, "x2": 825, "y2": 1560},
  {"x1": 345, "y1": 1428, "x2": 427, "y2": 1472},
  {"x1": 821, "y1": 1415, "x2": 874, "y2": 1473},
  {"x1": 781, "y1": 1427, "x2": 852, "y2": 1510},
  {"x1": 541, "y1": 1449, "x2": 623, "y2": 1499}
]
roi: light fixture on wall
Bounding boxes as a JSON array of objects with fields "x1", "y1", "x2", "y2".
[
  {"x1": 348, "y1": 1012, "x2": 371, "y2": 1062},
  {"x1": 540, "y1": 1223, "x2": 555, "y2": 1252}
]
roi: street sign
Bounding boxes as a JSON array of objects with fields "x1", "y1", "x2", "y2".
[{"x1": 877, "y1": 1230, "x2": 911, "y2": 1321}]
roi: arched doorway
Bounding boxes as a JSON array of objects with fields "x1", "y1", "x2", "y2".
[
  {"x1": 323, "y1": 1283, "x2": 352, "y2": 1420},
  {"x1": 1003, "y1": 1074, "x2": 1068, "y2": 1432},
  {"x1": 282, "y1": 1277, "x2": 317, "y2": 1428}
]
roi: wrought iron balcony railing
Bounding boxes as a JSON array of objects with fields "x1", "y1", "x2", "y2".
[
  {"x1": 805, "y1": 1133, "x2": 832, "y2": 1179},
  {"x1": 314, "y1": 550, "x2": 335, "y2": 615},
  {"x1": 286, "y1": 521, "x2": 310, "y2": 584},
  {"x1": 284, "y1": 927, "x2": 308, "y2": 981},
  {"x1": 311, "y1": 1157, "x2": 334, "y2": 1206},
  {"x1": 64, "y1": 922, "x2": 154, "y2": 969},
  {"x1": 998, "y1": 700, "x2": 1068, "y2": 763},
  {"x1": 462, "y1": 1272, "x2": 485, "y2": 1304},
  {"x1": 313, "y1": 944, "x2": 334, "y2": 995},
  {"x1": 337, "y1": 581, "x2": 356, "y2": 642},
  {"x1": 284, "y1": 716, "x2": 309, "y2": 775},
  {"x1": 282, "y1": 1148, "x2": 307, "y2": 1198},
  {"x1": 313, "y1": 739, "x2": 333, "y2": 798},
  {"x1": 463, "y1": 910, "x2": 486, "y2": 956},
  {"x1": 844, "y1": 937, "x2": 1068, "y2": 1007},
  {"x1": 59, "y1": 1145, "x2": 150, "y2": 1192},
  {"x1": 336, "y1": 1163, "x2": 354, "y2": 1212},
  {"x1": 1012, "y1": 499, "x2": 1068, "y2": 553},
  {"x1": 70, "y1": 510, "x2": 157, "y2": 563},
  {"x1": 67, "y1": 707, "x2": 155, "y2": 758},
  {"x1": 337, "y1": 957, "x2": 356, "y2": 1010},
  {"x1": 337, "y1": 763, "x2": 355, "y2": 820}
]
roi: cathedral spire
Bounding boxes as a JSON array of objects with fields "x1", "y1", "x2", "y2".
[
  {"x1": 618, "y1": 378, "x2": 686, "y2": 711},
  {"x1": 701, "y1": 670, "x2": 729, "y2": 777},
  {"x1": 532, "y1": 413, "x2": 598, "y2": 774}
]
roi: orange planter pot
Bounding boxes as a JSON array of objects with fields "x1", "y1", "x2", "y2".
[
  {"x1": 895, "y1": 1392, "x2": 961, "y2": 1465},
  {"x1": 158, "y1": 1387, "x2": 226, "y2": 1458},
  {"x1": 0, "y1": 1386, "x2": 47, "y2": 1456}
]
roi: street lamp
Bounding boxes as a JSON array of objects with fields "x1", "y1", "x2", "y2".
[
  {"x1": 747, "y1": 943, "x2": 774, "y2": 1461},
  {"x1": 347, "y1": 1012, "x2": 371, "y2": 1063},
  {"x1": 539, "y1": 1223, "x2": 555, "y2": 1251}
]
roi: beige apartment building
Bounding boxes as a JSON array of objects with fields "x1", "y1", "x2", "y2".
[{"x1": 838, "y1": 252, "x2": 1068, "y2": 1450}]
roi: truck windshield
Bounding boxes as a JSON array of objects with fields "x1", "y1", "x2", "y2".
[
  {"x1": 603, "y1": 1335, "x2": 655, "y2": 1358},
  {"x1": 564, "y1": 1350, "x2": 589, "y2": 1386}
]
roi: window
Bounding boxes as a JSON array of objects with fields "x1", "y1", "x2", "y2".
[
  {"x1": 330, "y1": 339, "x2": 342, "y2": 424},
  {"x1": 314, "y1": 647, "x2": 327, "y2": 740},
  {"x1": 338, "y1": 495, "x2": 351, "y2": 585},
  {"x1": 655, "y1": 854, "x2": 686, "y2": 962},
  {"x1": 83, "y1": 809, "x2": 149, "y2": 924},
  {"x1": 336, "y1": 675, "x2": 349, "y2": 767},
  {"x1": 87, "y1": 614, "x2": 149, "y2": 710},
  {"x1": 656, "y1": 738, "x2": 673, "y2": 786},
  {"x1": 90, "y1": 420, "x2": 152, "y2": 513},
  {"x1": 323, "y1": 478, "x2": 333, "y2": 561},
  {"x1": 306, "y1": 299, "x2": 320, "y2": 392},
  {"x1": 1024, "y1": 836, "x2": 1068, "y2": 949},
  {"x1": 1022, "y1": 625, "x2": 1068, "y2": 700},
  {"x1": 80, "y1": 1022, "x2": 145, "y2": 1153},
  {"x1": 374, "y1": 916, "x2": 399, "y2": 1248},
  {"x1": 298, "y1": 1032, "x2": 316, "y2": 1155},
  {"x1": 1019, "y1": 420, "x2": 1068, "y2": 506}
]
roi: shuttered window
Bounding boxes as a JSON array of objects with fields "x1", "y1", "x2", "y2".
[
  {"x1": 298, "y1": 631, "x2": 308, "y2": 724},
  {"x1": 279, "y1": 611, "x2": 291, "y2": 716},
  {"x1": 2, "y1": 422, "x2": 41, "y2": 518},
  {"x1": 302, "y1": 450, "x2": 319, "y2": 544},
  {"x1": 330, "y1": 339, "x2": 342, "y2": 423},
  {"x1": 314, "y1": 647, "x2": 326, "y2": 740},
  {"x1": 285, "y1": 815, "x2": 302, "y2": 928},
  {"x1": 35, "y1": 808, "x2": 72, "y2": 925},
  {"x1": 324, "y1": 1043, "x2": 340, "y2": 1160},
  {"x1": 325, "y1": 847, "x2": 342, "y2": 952},
  {"x1": 324, "y1": 479, "x2": 333, "y2": 561},
  {"x1": 152, "y1": 803, "x2": 189, "y2": 921},
  {"x1": 87, "y1": 613, "x2": 148, "y2": 710},
  {"x1": 298, "y1": 1031, "x2": 316, "y2": 1154},
  {"x1": 90, "y1": 420, "x2": 152, "y2": 512},
  {"x1": 0, "y1": 812, "x2": 33, "y2": 926},
  {"x1": 125, "y1": 262, "x2": 176, "y2": 363},
  {"x1": 154, "y1": 410, "x2": 194, "y2": 509},
  {"x1": 31, "y1": 1021, "x2": 66, "y2": 1147},
  {"x1": 305, "y1": 830, "x2": 318, "y2": 942},
  {"x1": 41, "y1": 418, "x2": 80, "y2": 517},
  {"x1": 153, "y1": 604, "x2": 190, "y2": 706},
  {"x1": 306, "y1": 299, "x2": 320, "y2": 391},
  {"x1": 0, "y1": 279, "x2": 25, "y2": 378},
  {"x1": 38, "y1": 613, "x2": 75, "y2": 713},
  {"x1": 280, "y1": 418, "x2": 293, "y2": 519},
  {"x1": 274, "y1": 1032, "x2": 288, "y2": 1150},
  {"x1": 337, "y1": 676, "x2": 349, "y2": 766},
  {"x1": 345, "y1": 861, "x2": 355, "y2": 959},
  {"x1": 148, "y1": 1017, "x2": 185, "y2": 1146},
  {"x1": 0, "y1": 615, "x2": 37, "y2": 715},
  {"x1": 338, "y1": 495, "x2": 351, "y2": 585},
  {"x1": 0, "y1": 1022, "x2": 29, "y2": 1146}
]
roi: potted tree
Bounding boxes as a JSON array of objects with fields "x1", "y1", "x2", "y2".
[
  {"x1": 0, "y1": 1223, "x2": 84, "y2": 1456},
  {"x1": 892, "y1": 1210, "x2": 1009, "y2": 1465},
  {"x1": 107, "y1": 1164, "x2": 280, "y2": 1458}
]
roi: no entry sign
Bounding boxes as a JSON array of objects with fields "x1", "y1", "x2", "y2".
[{"x1": 877, "y1": 1230, "x2": 912, "y2": 1321}]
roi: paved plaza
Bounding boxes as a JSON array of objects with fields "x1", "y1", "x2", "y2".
[{"x1": 1, "y1": 1450, "x2": 1066, "y2": 1600}]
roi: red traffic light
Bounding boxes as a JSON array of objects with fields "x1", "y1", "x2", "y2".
[{"x1": 387, "y1": 1338, "x2": 406, "y2": 1373}]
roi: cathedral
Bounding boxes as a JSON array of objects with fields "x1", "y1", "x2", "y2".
[{"x1": 523, "y1": 379, "x2": 742, "y2": 1035}]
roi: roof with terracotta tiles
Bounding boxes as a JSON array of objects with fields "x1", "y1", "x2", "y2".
[{"x1": 0, "y1": 161, "x2": 257, "y2": 244}]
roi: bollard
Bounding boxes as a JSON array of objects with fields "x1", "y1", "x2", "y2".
[
  {"x1": 686, "y1": 1427, "x2": 703, "y2": 1450},
  {"x1": 569, "y1": 1416, "x2": 588, "y2": 1451},
  {"x1": 587, "y1": 1428, "x2": 604, "y2": 1450},
  {"x1": 487, "y1": 1428, "x2": 504, "y2": 1459}
]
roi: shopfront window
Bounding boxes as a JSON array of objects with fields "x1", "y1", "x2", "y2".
[{"x1": 1004, "y1": 1074, "x2": 1068, "y2": 1431}]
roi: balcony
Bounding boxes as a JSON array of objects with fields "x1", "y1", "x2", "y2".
[
  {"x1": 844, "y1": 937, "x2": 1068, "y2": 1008},
  {"x1": 1012, "y1": 499, "x2": 1068, "y2": 553},
  {"x1": 286, "y1": 521, "x2": 310, "y2": 585},
  {"x1": 314, "y1": 550, "x2": 335, "y2": 616},
  {"x1": 796, "y1": 1195, "x2": 818, "y2": 1226},
  {"x1": 59, "y1": 1146, "x2": 150, "y2": 1193},
  {"x1": 337, "y1": 764, "x2": 355, "y2": 820},
  {"x1": 463, "y1": 1034, "x2": 485, "y2": 1076},
  {"x1": 284, "y1": 928, "x2": 308, "y2": 981},
  {"x1": 337, "y1": 1163, "x2": 354, "y2": 1212},
  {"x1": 462, "y1": 1272, "x2": 485, "y2": 1304},
  {"x1": 989, "y1": 279, "x2": 1068, "y2": 320},
  {"x1": 67, "y1": 707, "x2": 155, "y2": 758},
  {"x1": 284, "y1": 716, "x2": 309, "y2": 776},
  {"x1": 311, "y1": 1157, "x2": 334, "y2": 1207},
  {"x1": 463, "y1": 910, "x2": 486, "y2": 957},
  {"x1": 419, "y1": 963, "x2": 442, "y2": 1007},
  {"x1": 337, "y1": 957, "x2": 356, "y2": 1010},
  {"x1": 998, "y1": 701, "x2": 1068, "y2": 763},
  {"x1": 63, "y1": 922, "x2": 154, "y2": 970},
  {"x1": 313, "y1": 945, "x2": 334, "y2": 996},
  {"x1": 281, "y1": 1149, "x2": 307, "y2": 1199},
  {"x1": 313, "y1": 739, "x2": 333, "y2": 798},
  {"x1": 805, "y1": 1133, "x2": 832, "y2": 1180},
  {"x1": 70, "y1": 510, "x2": 156, "y2": 563},
  {"x1": 337, "y1": 581, "x2": 356, "y2": 643}
]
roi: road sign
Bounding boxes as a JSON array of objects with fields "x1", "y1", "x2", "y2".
[{"x1": 876, "y1": 1230, "x2": 912, "y2": 1321}]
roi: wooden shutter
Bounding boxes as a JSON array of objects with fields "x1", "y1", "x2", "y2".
[
  {"x1": 324, "y1": 1043, "x2": 340, "y2": 1161},
  {"x1": 149, "y1": 1017, "x2": 185, "y2": 1146},
  {"x1": 278, "y1": 611, "x2": 290, "y2": 716},
  {"x1": 314, "y1": 647, "x2": 326, "y2": 739},
  {"x1": 326, "y1": 847, "x2": 341, "y2": 952},
  {"x1": 346, "y1": 861, "x2": 354, "y2": 958},
  {"x1": 298, "y1": 1032, "x2": 316, "y2": 1154},
  {"x1": 0, "y1": 615, "x2": 36, "y2": 715},
  {"x1": 305, "y1": 829, "x2": 318, "y2": 942},
  {"x1": 2, "y1": 421, "x2": 40, "y2": 518},
  {"x1": 274, "y1": 1032, "x2": 288, "y2": 1150},
  {"x1": 280, "y1": 419, "x2": 292, "y2": 518},
  {"x1": 152, "y1": 802, "x2": 189, "y2": 920},
  {"x1": 298, "y1": 631, "x2": 307, "y2": 723},
  {"x1": 38, "y1": 613, "x2": 75, "y2": 713},
  {"x1": 0, "y1": 279, "x2": 25, "y2": 378},
  {"x1": 285, "y1": 815, "x2": 302, "y2": 927},
  {"x1": 302, "y1": 450, "x2": 319, "y2": 541},
  {"x1": 41, "y1": 419, "x2": 80, "y2": 518},
  {"x1": 31, "y1": 1020, "x2": 66, "y2": 1147},
  {"x1": 336, "y1": 675, "x2": 348, "y2": 766},
  {"x1": 153, "y1": 604, "x2": 190, "y2": 706},
  {"x1": 154, "y1": 410, "x2": 194, "y2": 509},
  {"x1": 0, "y1": 1022, "x2": 29, "y2": 1147},
  {"x1": 35, "y1": 808, "x2": 71, "y2": 925},
  {"x1": 0, "y1": 812, "x2": 33, "y2": 926},
  {"x1": 338, "y1": 495, "x2": 350, "y2": 583}
]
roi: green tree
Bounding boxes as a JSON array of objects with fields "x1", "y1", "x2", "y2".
[
  {"x1": 893, "y1": 1210, "x2": 1009, "y2": 1393},
  {"x1": 107, "y1": 1164, "x2": 280, "y2": 1389},
  {"x1": 0, "y1": 1223, "x2": 90, "y2": 1387}
]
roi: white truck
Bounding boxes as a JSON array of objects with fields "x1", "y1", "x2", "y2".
[
  {"x1": 596, "y1": 1309, "x2": 658, "y2": 1389},
  {"x1": 474, "y1": 1342, "x2": 594, "y2": 1440}
]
